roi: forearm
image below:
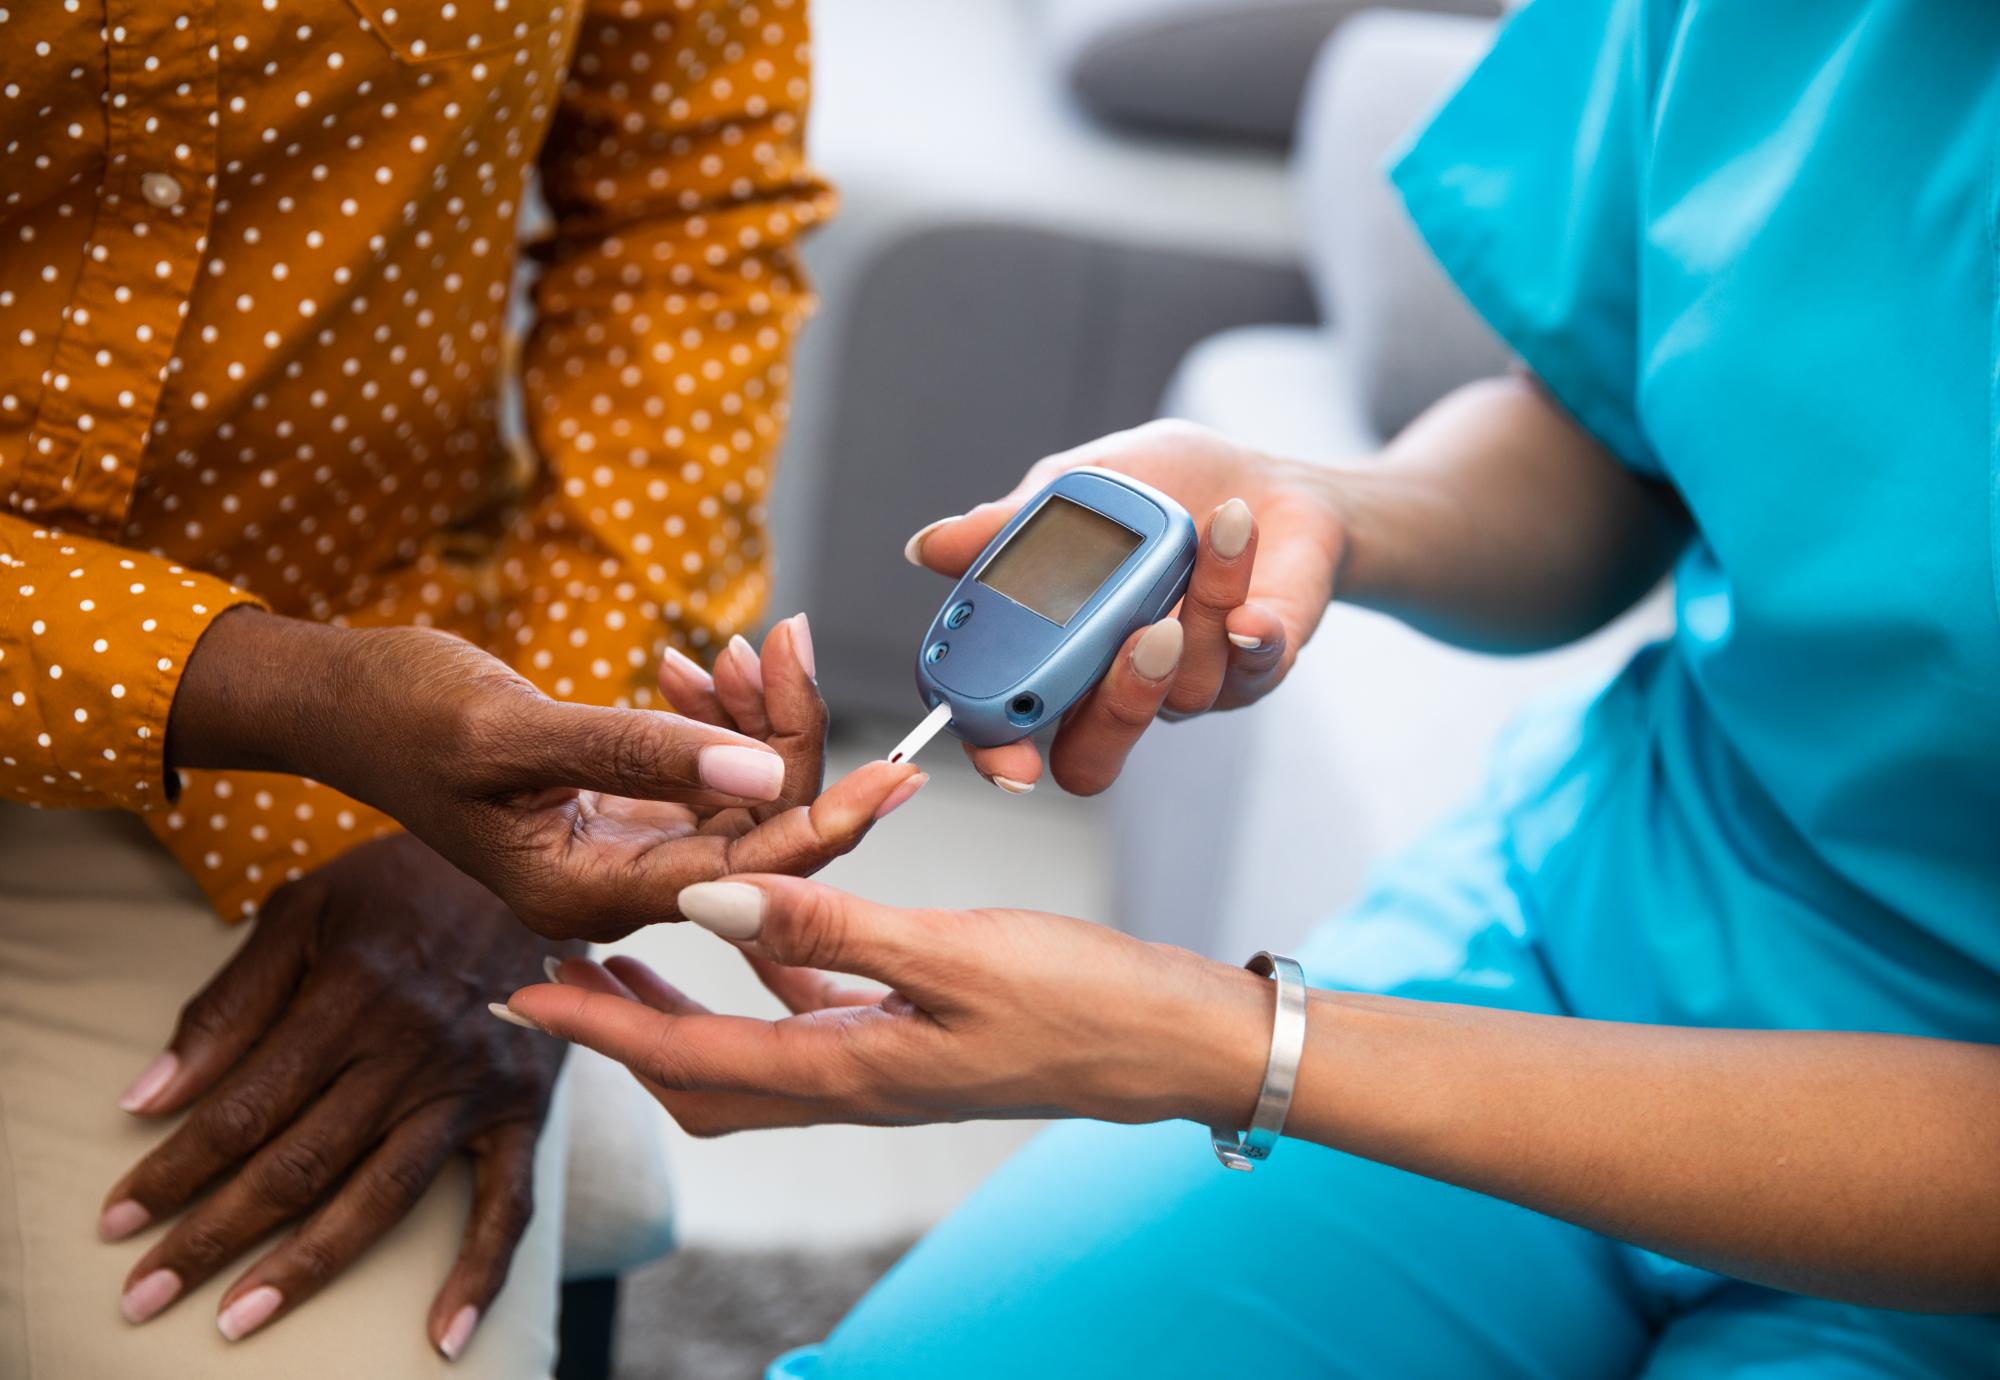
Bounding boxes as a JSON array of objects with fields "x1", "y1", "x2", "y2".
[
  {"x1": 1193, "y1": 981, "x2": 2000, "y2": 1311},
  {"x1": 1325, "y1": 374, "x2": 1688, "y2": 651}
]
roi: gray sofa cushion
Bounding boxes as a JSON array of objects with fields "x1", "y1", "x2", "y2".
[{"x1": 1042, "y1": 0, "x2": 1496, "y2": 148}]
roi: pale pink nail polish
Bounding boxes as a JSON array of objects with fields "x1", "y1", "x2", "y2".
[
  {"x1": 438, "y1": 1304, "x2": 480, "y2": 1361},
  {"x1": 699, "y1": 744, "x2": 784, "y2": 800},
  {"x1": 217, "y1": 1285, "x2": 282, "y2": 1341},
  {"x1": 873, "y1": 773, "x2": 929, "y2": 821},
  {"x1": 121, "y1": 1268, "x2": 181, "y2": 1325},
  {"x1": 661, "y1": 645, "x2": 706, "y2": 679},
  {"x1": 488, "y1": 1002, "x2": 543, "y2": 1031},
  {"x1": 989, "y1": 775, "x2": 1035, "y2": 796},
  {"x1": 119, "y1": 1052, "x2": 178, "y2": 1113},
  {"x1": 790, "y1": 613, "x2": 816, "y2": 680},
  {"x1": 727, "y1": 634, "x2": 764, "y2": 690},
  {"x1": 100, "y1": 1198, "x2": 150, "y2": 1242}
]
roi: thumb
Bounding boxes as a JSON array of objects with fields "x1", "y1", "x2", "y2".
[
  {"x1": 508, "y1": 699, "x2": 786, "y2": 805},
  {"x1": 676, "y1": 876, "x2": 948, "y2": 1002},
  {"x1": 902, "y1": 453, "x2": 1081, "y2": 576}
]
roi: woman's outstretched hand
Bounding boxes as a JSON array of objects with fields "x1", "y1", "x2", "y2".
[
  {"x1": 502, "y1": 875, "x2": 1272, "y2": 1135},
  {"x1": 169, "y1": 611, "x2": 925, "y2": 942},
  {"x1": 902, "y1": 420, "x2": 1347, "y2": 795}
]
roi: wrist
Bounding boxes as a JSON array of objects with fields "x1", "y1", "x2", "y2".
[
  {"x1": 1153, "y1": 949, "x2": 1281, "y2": 1130},
  {"x1": 168, "y1": 607, "x2": 356, "y2": 783}
]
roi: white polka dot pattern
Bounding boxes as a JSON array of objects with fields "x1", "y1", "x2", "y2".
[{"x1": 0, "y1": 0, "x2": 834, "y2": 921}]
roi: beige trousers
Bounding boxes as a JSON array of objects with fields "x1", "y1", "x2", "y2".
[{"x1": 0, "y1": 803, "x2": 567, "y2": 1379}]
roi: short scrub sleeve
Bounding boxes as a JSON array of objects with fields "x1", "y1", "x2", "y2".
[{"x1": 1389, "y1": 0, "x2": 1663, "y2": 478}]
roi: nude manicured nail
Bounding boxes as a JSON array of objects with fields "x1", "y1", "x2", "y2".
[
  {"x1": 542, "y1": 956, "x2": 564, "y2": 984},
  {"x1": 727, "y1": 634, "x2": 764, "y2": 690},
  {"x1": 100, "y1": 1198, "x2": 149, "y2": 1242},
  {"x1": 699, "y1": 744, "x2": 784, "y2": 800},
  {"x1": 119, "y1": 1052, "x2": 178, "y2": 1113},
  {"x1": 1131, "y1": 620, "x2": 1184, "y2": 681},
  {"x1": 790, "y1": 613, "x2": 816, "y2": 680},
  {"x1": 217, "y1": 1285, "x2": 282, "y2": 1341},
  {"x1": 873, "y1": 772, "x2": 928, "y2": 821},
  {"x1": 661, "y1": 645, "x2": 706, "y2": 680},
  {"x1": 488, "y1": 1002, "x2": 542, "y2": 1031},
  {"x1": 1227, "y1": 632, "x2": 1264, "y2": 651},
  {"x1": 438, "y1": 1304, "x2": 480, "y2": 1361},
  {"x1": 678, "y1": 881, "x2": 765, "y2": 940},
  {"x1": 990, "y1": 775, "x2": 1035, "y2": 796},
  {"x1": 903, "y1": 516, "x2": 957, "y2": 566},
  {"x1": 121, "y1": 1268, "x2": 180, "y2": 1325},
  {"x1": 1210, "y1": 498, "x2": 1253, "y2": 559}
]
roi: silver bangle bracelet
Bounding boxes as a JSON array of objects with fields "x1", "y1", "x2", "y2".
[{"x1": 1209, "y1": 950, "x2": 1308, "y2": 1172}]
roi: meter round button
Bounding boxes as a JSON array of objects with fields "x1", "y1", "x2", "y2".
[
  {"x1": 926, "y1": 641, "x2": 949, "y2": 664},
  {"x1": 945, "y1": 600, "x2": 974, "y2": 629}
]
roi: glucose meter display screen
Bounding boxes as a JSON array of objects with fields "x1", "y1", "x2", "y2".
[{"x1": 977, "y1": 496, "x2": 1143, "y2": 625}]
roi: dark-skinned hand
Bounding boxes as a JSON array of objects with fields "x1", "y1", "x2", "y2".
[
  {"x1": 168, "y1": 611, "x2": 923, "y2": 942},
  {"x1": 101, "y1": 832, "x2": 570, "y2": 1358}
]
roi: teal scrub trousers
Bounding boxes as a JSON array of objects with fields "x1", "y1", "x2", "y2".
[{"x1": 779, "y1": 0, "x2": 2000, "y2": 1372}]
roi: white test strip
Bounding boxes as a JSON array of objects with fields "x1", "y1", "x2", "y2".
[{"x1": 887, "y1": 701, "x2": 954, "y2": 765}]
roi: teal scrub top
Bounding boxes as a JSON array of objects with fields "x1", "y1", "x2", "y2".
[{"x1": 1389, "y1": 0, "x2": 2000, "y2": 1040}]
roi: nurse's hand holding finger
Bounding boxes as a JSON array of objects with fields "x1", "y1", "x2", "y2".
[{"x1": 507, "y1": 876, "x2": 2000, "y2": 1314}]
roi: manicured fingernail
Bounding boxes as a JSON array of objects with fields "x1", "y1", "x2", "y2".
[
  {"x1": 661, "y1": 645, "x2": 707, "y2": 680},
  {"x1": 873, "y1": 771, "x2": 929, "y2": 821},
  {"x1": 542, "y1": 956, "x2": 565, "y2": 984},
  {"x1": 121, "y1": 1268, "x2": 181, "y2": 1325},
  {"x1": 1210, "y1": 498, "x2": 1252, "y2": 559},
  {"x1": 727, "y1": 634, "x2": 764, "y2": 690},
  {"x1": 699, "y1": 744, "x2": 784, "y2": 800},
  {"x1": 903, "y1": 516, "x2": 957, "y2": 566},
  {"x1": 990, "y1": 775, "x2": 1035, "y2": 796},
  {"x1": 100, "y1": 1198, "x2": 150, "y2": 1242},
  {"x1": 438, "y1": 1304, "x2": 480, "y2": 1361},
  {"x1": 790, "y1": 613, "x2": 816, "y2": 680},
  {"x1": 217, "y1": 1285, "x2": 282, "y2": 1341},
  {"x1": 488, "y1": 1002, "x2": 543, "y2": 1031},
  {"x1": 119, "y1": 1052, "x2": 178, "y2": 1113},
  {"x1": 678, "y1": 881, "x2": 765, "y2": 940},
  {"x1": 1227, "y1": 632, "x2": 1264, "y2": 650},
  {"x1": 1131, "y1": 620, "x2": 1184, "y2": 681}
]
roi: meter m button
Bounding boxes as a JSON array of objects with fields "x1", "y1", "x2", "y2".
[{"x1": 945, "y1": 600, "x2": 974, "y2": 629}]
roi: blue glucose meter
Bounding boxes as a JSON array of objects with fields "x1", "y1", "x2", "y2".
[{"x1": 909, "y1": 468, "x2": 1198, "y2": 749}]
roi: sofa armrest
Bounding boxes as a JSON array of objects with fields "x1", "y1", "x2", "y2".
[{"x1": 1294, "y1": 9, "x2": 1509, "y2": 438}]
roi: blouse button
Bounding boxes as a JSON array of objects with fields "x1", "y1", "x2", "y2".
[{"x1": 140, "y1": 173, "x2": 183, "y2": 209}]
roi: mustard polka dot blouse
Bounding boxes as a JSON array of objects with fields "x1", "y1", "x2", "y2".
[{"x1": 0, "y1": 0, "x2": 835, "y2": 919}]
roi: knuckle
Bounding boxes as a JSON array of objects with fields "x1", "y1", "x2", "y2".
[
  {"x1": 1098, "y1": 690, "x2": 1159, "y2": 734},
  {"x1": 198, "y1": 1088, "x2": 278, "y2": 1159},
  {"x1": 250, "y1": 1136, "x2": 339, "y2": 1214},
  {"x1": 286, "y1": 1231, "x2": 345, "y2": 1288},
  {"x1": 168, "y1": 1215, "x2": 241, "y2": 1270},
  {"x1": 362, "y1": 1150, "x2": 440, "y2": 1219},
  {"x1": 496, "y1": 1178, "x2": 536, "y2": 1238},
  {"x1": 784, "y1": 889, "x2": 854, "y2": 972},
  {"x1": 175, "y1": 991, "x2": 237, "y2": 1048}
]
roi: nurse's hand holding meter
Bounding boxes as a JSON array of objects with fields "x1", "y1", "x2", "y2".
[{"x1": 898, "y1": 420, "x2": 1350, "y2": 794}]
